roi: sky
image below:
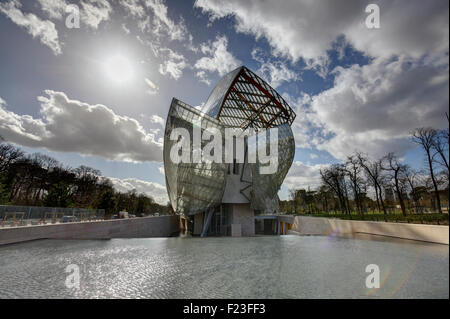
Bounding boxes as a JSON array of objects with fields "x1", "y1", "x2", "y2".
[{"x1": 0, "y1": 0, "x2": 448, "y2": 204}]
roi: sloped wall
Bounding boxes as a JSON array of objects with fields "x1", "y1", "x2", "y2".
[
  {"x1": 290, "y1": 215, "x2": 449, "y2": 245},
  {"x1": 0, "y1": 215, "x2": 180, "y2": 245}
]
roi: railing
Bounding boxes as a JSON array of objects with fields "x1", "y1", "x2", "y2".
[{"x1": 0, "y1": 205, "x2": 105, "y2": 228}]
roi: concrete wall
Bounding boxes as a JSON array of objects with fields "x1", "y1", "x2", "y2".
[
  {"x1": 0, "y1": 215, "x2": 180, "y2": 245},
  {"x1": 289, "y1": 215, "x2": 449, "y2": 245},
  {"x1": 230, "y1": 203, "x2": 255, "y2": 236}
]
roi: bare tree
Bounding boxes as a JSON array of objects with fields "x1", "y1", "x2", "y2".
[
  {"x1": 382, "y1": 153, "x2": 407, "y2": 216},
  {"x1": 320, "y1": 164, "x2": 350, "y2": 214},
  {"x1": 357, "y1": 153, "x2": 387, "y2": 214},
  {"x1": 412, "y1": 128, "x2": 442, "y2": 214},
  {"x1": 345, "y1": 155, "x2": 365, "y2": 214},
  {"x1": 0, "y1": 143, "x2": 24, "y2": 174},
  {"x1": 432, "y1": 128, "x2": 449, "y2": 171},
  {"x1": 403, "y1": 166, "x2": 422, "y2": 213}
]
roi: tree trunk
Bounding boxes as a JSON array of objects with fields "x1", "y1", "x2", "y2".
[
  {"x1": 377, "y1": 183, "x2": 387, "y2": 215},
  {"x1": 427, "y1": 150, "x2": 442, "y2": 214}
]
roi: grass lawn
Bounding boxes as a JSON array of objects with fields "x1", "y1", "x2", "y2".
[{"x1": 298, "y1": 212, "x2": 449, "y2": 225}]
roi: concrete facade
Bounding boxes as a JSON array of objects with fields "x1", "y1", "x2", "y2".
[
  {"x1": 289, "y1": 215, "x2": 449, "y2": 245},
  {"x1": 231, "y1": 224, "x2": 242, "y2": 237},
  {"x1": 0, "y1": 215, "x2": 180, "y2": 245},
  {"x1": 230, "y1": 203, "x2": 255, "y2": 236}
]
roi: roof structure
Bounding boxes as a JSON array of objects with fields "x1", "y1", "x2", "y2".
[{"x1": 201, "y1": 66, "x2": 296, "y2": 130}]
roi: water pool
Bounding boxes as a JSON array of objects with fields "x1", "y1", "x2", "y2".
[{"x1": 0, "y1": 234, "x2": 448, "y2": 298}]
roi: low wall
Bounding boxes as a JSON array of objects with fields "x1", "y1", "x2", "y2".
[
  {"x1": 290, "y1": 215, "x2": 449, "y2": 245},
  {"x1": 0, "y1": 215, "x2": 180, "y2": 245}
]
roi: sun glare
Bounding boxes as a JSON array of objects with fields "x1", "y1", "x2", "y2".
[{"x1": 104, "y1": 55, "x2": 134, "y2": 84}]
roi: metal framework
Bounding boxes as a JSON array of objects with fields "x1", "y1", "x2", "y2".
[{"x1": 201, "y1": 66, "x2": 296, "y2": 130}]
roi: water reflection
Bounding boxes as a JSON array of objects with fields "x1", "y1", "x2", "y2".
[{"x1": 0, "y1": 235, "x2": 448, "y2": 298}]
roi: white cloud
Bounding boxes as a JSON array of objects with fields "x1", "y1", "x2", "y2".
[
  {"x1": 195, "y1": 71, "x2": 211, "y2": 86},
  {"x1": 158, "y1": 165, "x2": 164, "y2": 175},
  {"x1": 158, "y1": 48, "x2": 188, "y2": 80},
  {"x1": 194, "y1": 1, "x2": 449, "y2": 161},
  {"x1": 121, "y1": 23, "x2": 130, "y2": 34},
  {"x1": 194, "y1": 35, "x2": 241, "y2": 82},
  {"x1": 251, "y1": 48, "x2": 299, "y2": 88},
  {"x1": 283, "y1": 161, "x2": 326, "y2": 191},
  {"x1": 37, "y1": 0, "x2": 111, "y2": 29},
  {"x1": 144, "y1": 78, "x2": 159, "y2": 95},
  {"x1": 0, "y1": 0, "x2": 62, "y2": 55},
  {"x1": 80, "y1": 0, "x2": 112, "y2": 29},
  {"x1": 144, "y1": 0, "x2": 188, "y2": 41},
  {"x1": 309, "y1": 154, "x2": 318, "y2": 159},
  {"x1": 38, "y1": 0, "x2": 67, "y2": 20},
  {"x1": 195, "y1": 0, "x2": 448, "y2": 68},
  {"x1": 119, "y1": 0, "x2": 145, "y2": 18},
  {"x1": 282, "y1": 93, "x2": 325, "y2": 149},
  {"x1": 150, "y1": 115, "x2": 165, "y2": 127},
  {"x1": 309, "y1": 56, "x2": 449, "y2": 160},
  {"x1": 0, "y1": 97, "x2": 5, "y2": 106},
  {"x1": 109, "y1": 177, "x2": 168, "y2": 205},
  {"x1": 0, "y1": 90, "x2": 163, "y2": 162}
]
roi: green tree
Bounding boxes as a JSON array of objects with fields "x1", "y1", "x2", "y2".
[
  {"x1": 43, "y1": 182, "x2": 72, "y2": 207},
  {"x1": 97, "y1": 189, "x2": 116, "y2": 217}
]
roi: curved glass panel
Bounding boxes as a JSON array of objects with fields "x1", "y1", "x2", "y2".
[
  {"x1": 249, "y1": 124, "x2": 295, "y2": 213},
  {"x1": 163, "y1": 99, "x2": 228, "y2": 216}
]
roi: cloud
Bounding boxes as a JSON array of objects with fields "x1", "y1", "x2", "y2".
[
  {"x1": 0, "y1": 91, "x2": 163, "y2": 162},
  {"x1": 158, "y1": 48, "x2": 188, "y2": 80},
  {"x1": 283, "y1": 161, "x2": 326, "y2": 191},
  {"x1": 0, "y1": 97, "x2": 5, "y2": 106},
  {"x1": 195, "y1": 0, "x2": 449, "y2": 67},
  {"x1": 144, "y1": 0, "x2": 188, "y2": 41},
  {"x1": 121, "y1": 23, "x2": 130, "y2": 34},
  {"x1": 282, "y1": 93, "x2": 325, "y2": 149},
  {"x1": 109, "y1": 177, "x2": 169, "y2": 205},
  {"x1": 38, "y1": 0, "x2": 67, "y2": 20},
  {"x1": 80, "y1": 0, "x2": 112, "y2": 29},
  {"x1": 144, "y1": 78, "x2": 159, "y2": 95},
  {"x1": 0, "y1": 0, "x2": 62, "y2": 55},
  {"x1": 251, "y1": 48, "x2": 299, "y2": 88},
  {"x1": 37, "y1": 0, "x2": 112, "y2": 29},
  {"x1": 308, "y1": 56, "x2": 449, "y2": 160},
  {"x1": 194, "y1": 35, "x2": 241, "y2": 82},
  {"x1": 195, "y1": 1, "x2": 449, "y2": 161},
  {"x1": 119, "y1": 0, "x2": 145, "y2": 18},
  {"x1": 149, "y1": 114, "x2": 164, "y2": 127},
  {"x1": 195, "y1": 71, "x2": 211, "y2": 85}
]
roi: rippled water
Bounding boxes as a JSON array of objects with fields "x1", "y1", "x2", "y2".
[{"x1": 0, "y1": 234, "x2": 448, "y2": 298}]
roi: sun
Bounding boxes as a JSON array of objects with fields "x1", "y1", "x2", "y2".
[{"x1": 104, "y1": 55, "x2": 134, "y2": 84}]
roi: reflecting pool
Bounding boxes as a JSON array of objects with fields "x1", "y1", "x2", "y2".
[{"x1": 0, "y1": 234, "x2": 448, "y2": 298}]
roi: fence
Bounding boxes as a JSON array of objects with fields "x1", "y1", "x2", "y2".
[{"x1": 0, "y1": 205, "x2": 105, "y2": 227}]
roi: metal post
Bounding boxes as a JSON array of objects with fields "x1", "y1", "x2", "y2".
[{"x1": 201, "y1": 208, "x2": 214, "y2": 237}]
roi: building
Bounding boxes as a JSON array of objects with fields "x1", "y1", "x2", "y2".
[{"x1": 163, "y1": 66, "x2": 296, "y2": 236}]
